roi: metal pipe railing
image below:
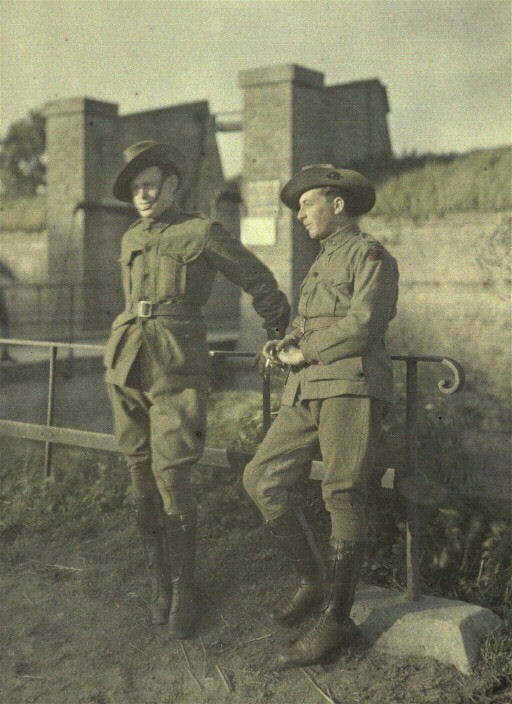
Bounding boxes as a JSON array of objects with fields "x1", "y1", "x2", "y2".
[{"x1": 0, "y1": 337, "x2": 465, "y2": 601}]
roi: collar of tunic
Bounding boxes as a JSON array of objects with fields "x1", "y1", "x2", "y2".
[
  {"x1": 125, "y1": 207, "x2": 187, "y2": 248},
  {"x1": 319, "y1": 221, "x2": 360, "y2": 254}
]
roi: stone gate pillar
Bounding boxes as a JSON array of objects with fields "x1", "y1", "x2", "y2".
[
  {"x1": 43, "y1": 97, "x2": 120, "y2": 339},
  {"x1": 238, "y1": 64, "x2": 329, "y2": 349}
]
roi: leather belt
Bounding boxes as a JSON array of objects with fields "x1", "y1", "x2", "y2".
[{"x1": 127, "y1": 300, "x2": 201, "y2": 319}]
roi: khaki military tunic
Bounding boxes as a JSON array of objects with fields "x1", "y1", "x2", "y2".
[
  {"x1": 105, "y1": 208, "x2": 289, "y2": 388},
  {"x1": 243, "y1": 221, "x2": 399, "y2": 541},
  {"x1": 281, "y1": 221, "x2": 398, "y2": 404},
  {"x1": 105, "y1": 207, "x2": 290, "y2": 515}
]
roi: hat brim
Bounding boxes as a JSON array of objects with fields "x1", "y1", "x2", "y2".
[
  {"x1": 113, "y1": 144, "x2": 187, "y2": 203},
  {"x1": 281, "y1": 168, "x2": 375, "y2": 216}
]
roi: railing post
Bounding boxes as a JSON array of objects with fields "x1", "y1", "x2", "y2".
[
  {"x1": 262, "y1": 364, "x2": 271, "y2": 434},
  {"x1": 405, "y1": 359, "x2": 421, "y2": 600},
  {"x1": 44, "y1": 345, "x2": 58, "y2": 481},
  {"x1": 68, "y1": 284, "x2": 75, "y2": 362},
  {"x1": 36, "y1": 284, "x2": 43, "y2": 338}
]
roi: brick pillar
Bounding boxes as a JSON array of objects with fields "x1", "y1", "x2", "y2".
[
  {"x1": 43, "y1": 97, "x2": 119, "y2": 339},
  {"x1": 239, "y1": 64, "x2": 328, "y2": 349}
]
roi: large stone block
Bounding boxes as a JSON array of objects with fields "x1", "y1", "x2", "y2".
[{"x1": 352, "y1": 585, "x2": 502, "y2": 674}]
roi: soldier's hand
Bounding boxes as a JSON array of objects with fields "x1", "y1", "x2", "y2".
[
  {"x1": 257, "y1": 340, "x2": 288, "y2": 373},
  {"x1": 277, "y1": 345, "x2": 305, "y2": 367},
  {"x1": 262, "y1": 339, "x2": 282, "y2": 363},
  {"x1": 254, "y1": 341, "x2": 277, "y2": 376}
]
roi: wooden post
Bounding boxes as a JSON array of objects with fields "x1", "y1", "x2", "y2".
[
  {"x1": 262, "y1": 365, "x2": 271, "y2": 433},
  {"x1": 44, "y1": 345, "x2": 58, "y2": 481},
  {"x1": 405, "y1": 359, "x2": 421, "y2": 600}
]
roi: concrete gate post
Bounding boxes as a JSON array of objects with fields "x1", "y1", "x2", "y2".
[
  {"x1": 238, "y1": 64, "x2": 329, "y2": 350},
  {"x1": 43, "y1": 97, "x2": 119, "y2": 339}
]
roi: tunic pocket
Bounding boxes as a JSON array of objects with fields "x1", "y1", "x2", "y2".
[
  {"x1": 306, "y1": 355, "x2": 364, "y2": 381},
  {"x1": 120, "y1": 247, "x2": 143, "y2": 300},
  {"x1": 332, "y1": 278, "x2": 353, "y2": 316},
  {"x1": 157, "y1": 252, "x2": 182, "y2": 300},
  {"x1": 159, "y1": 319, "x2": 210, "y2": 374},
  {"x1": 157, "y1": 235, "x2": 205, "y2": 300}
]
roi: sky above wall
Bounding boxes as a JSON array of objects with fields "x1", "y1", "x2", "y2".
[{"x1": 1, "y1": 0, "x2": 510, "y2": 178}]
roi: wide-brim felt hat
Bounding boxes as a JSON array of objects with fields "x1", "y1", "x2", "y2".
[
  {"x1": 113, "y1": 141, "x2": 187, "y2": 202},
  {"x1": 280, "y1": 164, "x2": 376, "y2": 216}
]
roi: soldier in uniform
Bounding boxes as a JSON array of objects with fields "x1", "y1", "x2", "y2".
[
  {"x1": 243, "y1": 165, "x2": 399, "y2": 667},
  {"x1": 105, "y1": 141, "x2": 290, "y2": 638}
]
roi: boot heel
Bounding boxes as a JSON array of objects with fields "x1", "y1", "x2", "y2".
[{"x1": 275, "y1": 540, "x2": 365, "y2": 668}]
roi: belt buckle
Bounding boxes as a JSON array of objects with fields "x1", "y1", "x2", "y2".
[{"x1": 137, "y1": 300, "x2": 152, "y2": 318}]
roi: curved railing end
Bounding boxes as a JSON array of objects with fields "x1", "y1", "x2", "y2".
[{"x1": 438, "y1": 357, "x2": 465, "y2": 395}]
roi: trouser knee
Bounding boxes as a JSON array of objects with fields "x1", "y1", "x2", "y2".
[{"x1": 242, "y1": 459, "x2": 264, "y2": 504}]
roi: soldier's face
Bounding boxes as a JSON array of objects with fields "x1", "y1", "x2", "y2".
[
  {"x1": 297, "y1": 188, "x2": 343, "y2": 239},
  {"x1": 131, "y1": 166, "x2": 178, "y2": 219}
]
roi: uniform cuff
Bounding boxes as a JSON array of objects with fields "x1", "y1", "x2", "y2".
[
  {"x1": 266, "y1": 326, "x2": 287, "y2": 340},
  {"x1": 299, "y1": 337, "x2": 320, "y2": 364}
]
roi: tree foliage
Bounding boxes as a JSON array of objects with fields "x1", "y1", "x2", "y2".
[{"x1": 0, "y1": 110, "x2": 46, "y2": 197}]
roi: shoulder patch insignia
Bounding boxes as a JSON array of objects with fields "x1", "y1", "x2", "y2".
[{"x1": 367, "y1": 246, "x2": 383, "y2": 261}]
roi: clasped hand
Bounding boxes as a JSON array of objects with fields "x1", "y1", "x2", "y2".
[{"x1": 262, "y1": 339, "x2": 306, "y2": 369}]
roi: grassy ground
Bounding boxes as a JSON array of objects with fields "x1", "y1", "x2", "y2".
[
  {"x1": 4, "y1": 518, "x2": 509, "y2": 704},
  {"x1": 1, "y1": 401, "x2": 511, "y2": 704}
]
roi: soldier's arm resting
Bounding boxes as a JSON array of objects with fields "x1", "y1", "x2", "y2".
[
  {"x1": 299, "y1": 247, "x2": 399, "y2": 365},
  {"x1": 205, "y1": 222, "x2": 290, "y2": 338}
]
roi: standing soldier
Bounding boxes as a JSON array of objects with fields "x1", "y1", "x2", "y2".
[
  {"x1": 105, "y1": 141, "x2": 290, "y2": 638},
  {"x1": 243, "y1": 165, "x2": 399, "y2": 667}
]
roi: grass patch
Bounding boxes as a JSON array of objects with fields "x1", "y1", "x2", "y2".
[{"x1": 366, "y1": 146, "x2": 511, "y2": 220}]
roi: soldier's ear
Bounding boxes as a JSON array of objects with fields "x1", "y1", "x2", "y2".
[
  {"x1": 165, "y1": 173, "x2": 179, "y2": 193},
  {"x1": 333, "y1": 195, "x2": 345, "y2": 214}
]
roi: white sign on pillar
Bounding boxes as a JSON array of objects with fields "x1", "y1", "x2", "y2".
[
  {"x1": 241, "y1": 179, "x2": 280, "y2": 246},
  {"x1": 244, "y1": 179, "x2": 281, "y2": 217},
  {"x1": 240, "y1": 216, "x2": 277, "y2": 246}
]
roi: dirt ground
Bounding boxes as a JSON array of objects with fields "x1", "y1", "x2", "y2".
[{"x1": 2, "y1": 497, "x2": 510, "y2": 704}]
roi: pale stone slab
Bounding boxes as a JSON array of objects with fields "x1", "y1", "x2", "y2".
[{"x1": 352, "y1": 585, "x2": 502, "y2": 674}]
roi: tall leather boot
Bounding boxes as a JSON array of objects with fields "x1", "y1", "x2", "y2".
[
  {"x1": 275, "y1": 539, "x2": 364, "y2": 668},
  {"x1": 134, "y1": 497, "x2": 172, "y2": 626},
  {"x1": 266, "y1": 508, "x2": 323, "y2": 626},
  {"x1": 165, "y1": 510, "x2": 197, "y2": 639}
]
